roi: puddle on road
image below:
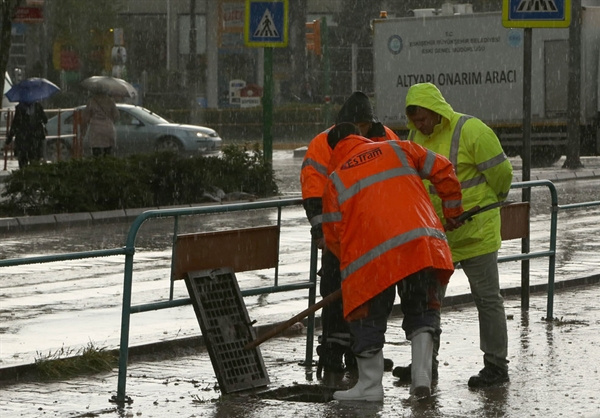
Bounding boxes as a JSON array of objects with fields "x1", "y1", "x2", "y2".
[{"x1": 254, "y1": 383, "x2": 335, "y2": 403}]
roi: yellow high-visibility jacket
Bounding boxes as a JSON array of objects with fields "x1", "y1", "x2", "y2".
[{"x1": 406, "y1": 82, "x2": 513, "y2": 262}]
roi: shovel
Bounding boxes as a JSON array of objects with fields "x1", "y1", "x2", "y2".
[
  {"x1": 447, "y1": 200, "x2": 513, "y2": 230},
  {"x1": 244, "y1": 288, "x2": 342, "y2": 350}
]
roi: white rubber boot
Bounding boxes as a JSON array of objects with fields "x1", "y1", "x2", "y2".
[
  {"x1": 333, "y1": 350, "x2": 384, "y2": 401},
  {"x1": 410, "y1": 332, "x2": 433, "y2": 398}
]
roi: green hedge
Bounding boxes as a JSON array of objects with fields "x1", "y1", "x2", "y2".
[{"x1": 0, "y1": 144, "x2": 278, "y2": 217}]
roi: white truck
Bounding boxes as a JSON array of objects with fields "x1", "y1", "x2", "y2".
[{"x1": 372, "y1": 7, "x2": 600, "y2": 166}]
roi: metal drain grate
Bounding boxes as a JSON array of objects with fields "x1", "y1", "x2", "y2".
[{"x1": 184, "y1": 267, "x2": 270, "y2": 394}]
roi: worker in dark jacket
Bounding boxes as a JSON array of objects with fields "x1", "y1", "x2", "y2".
[{"x1": 300, "y1": 92, "x2": 399, "y2": 378}]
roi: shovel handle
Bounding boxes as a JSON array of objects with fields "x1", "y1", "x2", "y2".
[{"x1": 244, "y1": 288, "x2": 342, "y2": 350}]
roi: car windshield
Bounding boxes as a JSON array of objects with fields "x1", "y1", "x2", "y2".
[{"x1": 126, "y1": 106, "x2": 170, "y2": 125}]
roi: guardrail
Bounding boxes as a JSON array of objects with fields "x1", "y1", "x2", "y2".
[{"x1": 1, "y1": 181, "x2": 599, "y2": 404}]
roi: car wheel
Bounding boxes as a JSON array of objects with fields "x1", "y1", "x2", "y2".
[
  {"x1": 156, "y1": 136, "x2": 183, "y2": 153},
  {"x1": 45, "y1": 139, "x2": 72, "y2": 163}
]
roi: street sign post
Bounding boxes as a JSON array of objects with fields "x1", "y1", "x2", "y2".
[
  {"x1": 503, "y1": 0, "x2": 572, "y2": 286},
  {"x1": 244, "y1": 0, "x2": 288, "y2": 47},
  {"x1": 503, "y1": 0, "x2": 571, "y2": 28},
  {"x1": 244, "y1": 0, "x2": 289, "y2": 164}
]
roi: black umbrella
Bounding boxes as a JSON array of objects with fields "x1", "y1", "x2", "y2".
[{"x1": 81, "y1": 76, "x2": 136, "y2": 99}]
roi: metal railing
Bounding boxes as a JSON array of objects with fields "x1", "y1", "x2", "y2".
[{"x1": 1, "y1": 181, "x2": 599, "y2": 404}]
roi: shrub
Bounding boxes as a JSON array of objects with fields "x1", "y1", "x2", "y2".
[{"x1": 0, "y1": 144, "x2": 278, "y2": 217}]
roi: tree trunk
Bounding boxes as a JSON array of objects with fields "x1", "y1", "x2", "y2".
[{"x1": 0, "y1": 1, "x2": 24, "y2": 94}]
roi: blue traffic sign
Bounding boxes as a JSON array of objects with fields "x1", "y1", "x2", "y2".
[
  {"x1": 503, "y1": 0, "x2": 571, "y2": 27},
  {"x1": 244, "y1": 0, "x2": 288, "y2": 47}
]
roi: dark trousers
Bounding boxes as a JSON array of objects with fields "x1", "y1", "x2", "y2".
[
  {"x1": 348, "y1": 269, "x2": 443, "y2": 355},
  {"x1": 319, "y1": 249, "x2": 351, "y2": 347}
]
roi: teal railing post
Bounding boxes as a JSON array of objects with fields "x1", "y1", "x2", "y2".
[
  {"x1": 302, "y1": 238, "x2": 319, "y2": 368},
  {"x1": 546, "y1": 181, "x2": 559, "y2": 319},
  {"x1": 112, "y1": 252, "x2": 135, "y2": 405}
]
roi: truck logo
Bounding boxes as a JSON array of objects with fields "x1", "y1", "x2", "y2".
[{"x1": 387, "y1": 35, "x2": 403, "y2": 55}]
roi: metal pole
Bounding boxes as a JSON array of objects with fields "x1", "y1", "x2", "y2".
[
  {"x1": 322, "y1": 17, "x2": 331, "y2": 126},
  {"x1": 263, "y1": 47, "x2": 273, "y2": 163},
  {"x1": 351, "y1": 43, "x2": 358, "y2": 92},
  {"x1": 564, "y1": 0, "x2": 583, "y2": 169},
  {"x1": 166, "y1": 0, "x2": 170, "y2": 71},
  {"x1": 521, "y1": 27, "x2": 532, "y2": 310},
  {"x1": 112, "y1": 253, "x2": 135, "y2": 405}
]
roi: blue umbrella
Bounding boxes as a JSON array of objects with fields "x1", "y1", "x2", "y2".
[{"x1": 5, "y1": 77, "x2": 60, "y2": 104}]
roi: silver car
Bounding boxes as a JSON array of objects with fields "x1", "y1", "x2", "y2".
[{"x1": 45, "y1": 104, "x2": 222, "y2": 161}]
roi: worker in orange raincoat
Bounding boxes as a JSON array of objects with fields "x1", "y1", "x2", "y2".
[
  {"x1": 300, "y1": 92, "x2": 399, "y2": 378},
  {"x1": 321, "y1": 122, "x2": 464, "y2": 401}
]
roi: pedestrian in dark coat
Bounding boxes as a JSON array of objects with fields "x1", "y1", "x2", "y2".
[{"x1": 5, "y1": 101, "x2": 48, "y2": 169}]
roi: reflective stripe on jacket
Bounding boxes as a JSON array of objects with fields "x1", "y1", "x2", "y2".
[
  {"x1": 322, "y1": 135, "x2": 461, "y2": 318},
  {"x1": 300, "y1": 125, "x2": 400, "y2": 229},
  {"x1": 406, "y1": 83, "x2": 513, "y2": 262}
]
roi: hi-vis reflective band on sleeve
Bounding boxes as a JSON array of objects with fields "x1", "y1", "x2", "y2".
[
  {"x1": 321, "y1": 212, "x2": 341, "y2": 224},
  {"x1": 341, "y1": 227, "x2": 447, "y2": 280},
  {"x1": 309, "y1": 213, "x2": 324, "y2": 227},
  {"x1": 429, "y1": 176, "x2": 486, "y2": 195},
  {"x1": 301, "y1": 158, "x2": 328, "y2": 177},
  {"x1": 443, "y1": 199, "x2": 462, "y2": 210},
  {"x1": 477, "y1": 152, "x2": 508, "y2": 172}
]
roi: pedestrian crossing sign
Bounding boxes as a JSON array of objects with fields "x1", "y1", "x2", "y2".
[
  {"x1": 245, "y1": 0, "x2": 288, "y2": 47},
  {"x1": 503, "y1": 0, "x2": 571, "y2": 28}
]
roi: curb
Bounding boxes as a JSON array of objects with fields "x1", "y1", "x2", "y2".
[{"x1": 1, "y1": 274, "x2": 598, "y2": 384}]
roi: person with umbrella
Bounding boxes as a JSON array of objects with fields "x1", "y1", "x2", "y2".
[
  {"x1": 4, "y1": 77, "x2": 59, "y2": 168},
  {"x1": 5, "y1": 100, "x2": 48, "y2": 169},
  {"x1": 82, "y1": 91, "x2": 119, "y2": 157}
]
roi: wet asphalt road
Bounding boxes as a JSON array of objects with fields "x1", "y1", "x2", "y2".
[
  {"x1": 0, "y1": 153, "x2": 599, "y2": 369},
  {"x1": 0, "y1": 152, "x2": 599, "y2": 417}
]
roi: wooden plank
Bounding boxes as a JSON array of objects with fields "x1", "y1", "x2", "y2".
[
  {"x1": 173, "y1": 225, "x2": 280, "y2": 280},
  {"x1": 501, "y1": 202, "x2": 530, "y2": 241}
]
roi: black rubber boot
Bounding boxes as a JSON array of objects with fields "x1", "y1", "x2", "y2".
[
  {"x1": 316, "y1": 344, "x2": 345, "y2": 379},
  {"x1": 468, "y1": 361, "x2": 509, "y2": 388},
  {"x1": 392, "y1": 362, "x2": 439, "y2": 383}
]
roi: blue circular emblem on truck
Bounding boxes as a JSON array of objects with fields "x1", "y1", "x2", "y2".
[
  {"x1": 507, "y1": 29, "x2": 522, "y2": 48},
  {"x1": 388, "y1": 35, "x2": 403, "y2": 54}
]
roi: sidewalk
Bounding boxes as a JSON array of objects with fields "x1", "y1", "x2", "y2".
[
  {"x1": 1, "y1": 153, "x2": 599, "y2": 233},
  {"x1": 1, "y1": 281, "x2": 599, "y2": 417}
]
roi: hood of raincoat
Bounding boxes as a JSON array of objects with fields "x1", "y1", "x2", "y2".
[
  {"x1": 405, "y1": 83, "x2": 455, "y2": 130},
  {"x1": 327, "y1": 122, "x2": 360, "y2": 150}
]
